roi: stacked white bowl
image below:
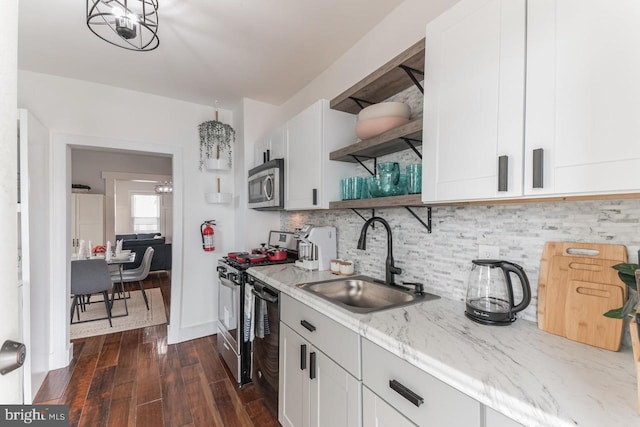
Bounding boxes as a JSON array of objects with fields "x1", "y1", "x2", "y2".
[{"x1": 355, "y1": 102, "x2": 411, "y2": 140}]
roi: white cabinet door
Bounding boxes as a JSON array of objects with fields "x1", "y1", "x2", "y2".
[
  {"x1": 525, "y1": 0, "x2": 640, "y2": 196},
  {"x1": 253, "y1": 136, "x2": 268, "y2": 168},
  {"x1": 285, "y1": 100, "x2": 356, "y2": 210},
  {"x1": 485, "y1": 406, "x2": 524, "y2": 427},
  {"x1": 270, "y1": 125, "x2": 286, "y2": 160},
  {"x1": 286, "y1": 101, "x2": 323, "y2": 210},
  {"x1": 279, "y1": 322, "x2": 362, "y2": 427},
  {"x1": 423, "y1": 0, "x2": 526, "y2": 202},
  {"x1": 309, "y1": 348, "x2": 361, "y2": 427},
  {"x1": 279, "y1": 323, "x2": 309, "y2": 427},
  {"x1": 72, "y1": 193, "x2": 104, "y2": 247},
  {"x1": 363, "y1": 386, "x2": 415, "y2": 427}
]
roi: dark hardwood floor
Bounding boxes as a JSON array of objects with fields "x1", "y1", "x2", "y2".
[{"x1": 34, "y1": 272, "x2": 279, "y2": 427}]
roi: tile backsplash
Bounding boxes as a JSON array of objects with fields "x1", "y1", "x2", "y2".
[{"x1": 282, "y1": 198, "x2": 640, "y2": 322}]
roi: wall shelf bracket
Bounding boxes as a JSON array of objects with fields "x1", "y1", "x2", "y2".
[
  {"x1": 349, "y1": 154, "x2": 377, "y2": 176},
  {"x1": 351, "y1": 208, "x2": 375, "y2": 227},
  {"x1": 405, "y1": 206, "x2": 431, "y2": 233},
  {"x1": 400, "y1": 137, "x2": 422, "y2": 160},
  {"x1": 349, "y1": 96, "x2": 376, "y2": 110},
  {"x1": 398, "y1": 65, "x2": 424, "y2": 94}
]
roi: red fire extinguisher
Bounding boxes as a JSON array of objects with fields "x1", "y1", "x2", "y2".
[{"x1": 201, "y1": 220, "x2": 216, "y2": 252}]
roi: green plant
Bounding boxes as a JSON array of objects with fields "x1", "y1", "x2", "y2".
[
  {"x1": 603, "y1": 263, "x2": 638, "y2": 318},
  {"x1": 199, "y1": 120, "x2": 235, "y2": 170}
]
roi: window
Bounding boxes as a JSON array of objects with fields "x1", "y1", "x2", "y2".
[{"x1": 131, "y1": 194, "x2": 160, "y2": 233}]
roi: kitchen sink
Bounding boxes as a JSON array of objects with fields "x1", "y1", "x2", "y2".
[{"x1": 296, "y1": 275, "x2": 439, "y2": 314}]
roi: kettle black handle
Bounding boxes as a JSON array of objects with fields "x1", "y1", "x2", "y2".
[{"x1": 500, "y1": 261, "x2": 531, "y2": 314}]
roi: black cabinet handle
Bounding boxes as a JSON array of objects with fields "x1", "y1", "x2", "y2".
[
  {"x1": 266, "y1": 149, "x2": 271, "y2": 162},
  {"x1": 498, "y1": 155, "x2": 508, "y2": 192},
  {"x1": 263, "y1": 151, "x2": 267, "y2": 164},
  {"x1": 533, "y1": 148, "x2": 544, "y2": 188},
  {"x1": 300, "y1": 320, "x2": 316, "y2": 332},
  {"x1": 389, "y1": 379, "x2": 424, "y2": 407},
  {"x1": 310, "y1": 352, "x2": 316, "y2": 379},
  {"x1": 300, "y1": 344, "x2": 307, "y2": 370},
  {"x1": 312, "y1": 188, "x2": 318, "y2": 205}
]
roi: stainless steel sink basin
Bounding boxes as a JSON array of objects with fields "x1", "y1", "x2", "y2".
[{"x1": 296, "y1": 275, "x2": 439, "y2": 314}]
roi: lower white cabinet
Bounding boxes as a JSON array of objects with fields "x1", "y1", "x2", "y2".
[
  {"x1": 362, "y1": 338, "x2": 481, "y2": 427},
  {"x1": 485, "y1": 406, "x2": 523, "y2": 427},
  {"x1": 363, "y1": 386, "x2": 416, "y2": 427},
  {"x1": 279, "y1": 323, "x2": 361, "y2": 427},
  {"x1": 71, "y1": 193, "x2": 104, "y2": 250}
]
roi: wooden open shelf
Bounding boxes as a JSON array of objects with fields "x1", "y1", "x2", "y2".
[
  {"x1": 329, "y1": 194, "x2": 424, "y2": 209},
  {"x1": 330, "y1": 118, "x2": 422, "y2": 162},
  {"x1": 330, "y1": 38, "x2": 426, "y2": 114}
]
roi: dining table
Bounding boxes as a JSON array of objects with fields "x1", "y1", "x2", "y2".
[{"x1": 71, "y1": 251, "x2": 137, "y2": 319}]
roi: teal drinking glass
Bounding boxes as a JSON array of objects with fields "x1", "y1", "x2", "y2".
[{"x1": 406, "y1": 164, "x2": 422, "y2": 194}]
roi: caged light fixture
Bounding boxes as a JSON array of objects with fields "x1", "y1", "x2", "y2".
[{"x1": 86, "y1": 0, "x2": 159, "y2": 51}]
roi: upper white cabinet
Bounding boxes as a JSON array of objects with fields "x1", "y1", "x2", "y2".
[
  {"x1": 423, "y1": 0, "x2": 526, "y2": 202},
  {"x1": 71, "y1": 193, "x2": 105, "y2": 250},
  {"x1": 253, "y1": 125, "x2": 286, "y2": 168},
  {"x1": 285, "y1": 99, "x2": 356, "y2": 210},
  {"x1": 423, "y1": 0, "x2": 640, "y2": 202},
  {"x1": 524, "y1": 0, "x2": 640, "y2": 196}
]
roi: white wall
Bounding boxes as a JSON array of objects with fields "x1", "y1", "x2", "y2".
[
  {"x1": 72, "y1": 148, "x2": 172, "y2": 194},
  {"x1": 233, "y1": 98, "x2": 281, "y2": 249},
  {"x1": 18, "y1": 71, "x2": 238, "y2": 367},
  {"x1": 0, "y1": 0, "x2": 21, "y2": 403},
  {"x1": 274, "y1": 0, "x2": 461, "y2": 122}
]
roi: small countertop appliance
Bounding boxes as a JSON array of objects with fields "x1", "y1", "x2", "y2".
[
  {"x1": 295, "y1": 225, "x2": 337, "y2": 271},
  {"x1": 465, "y1": 259, "x2": 531, "y2": 325}
]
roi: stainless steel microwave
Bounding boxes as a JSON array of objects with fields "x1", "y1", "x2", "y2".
[{"x1": 248, "y1": 158, "x2": 284, "y2": 210}]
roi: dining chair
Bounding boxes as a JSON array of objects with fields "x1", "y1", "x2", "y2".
[
  {"x1": 71, "y1": 259, "x2": 114, "y2": 327},
  {"x1": 111, "y1": 246, "x2": 154, "y2": 310}
]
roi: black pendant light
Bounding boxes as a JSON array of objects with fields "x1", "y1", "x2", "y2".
[{"x1": 86, "y1": 0, "x2": 159, "y2": 51}]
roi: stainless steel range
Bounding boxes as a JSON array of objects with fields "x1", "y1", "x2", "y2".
[{"x1": 216, "y1": 231, "x2": 298, "y2": 387}]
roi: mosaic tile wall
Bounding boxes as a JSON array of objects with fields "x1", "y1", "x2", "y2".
[{"x1": 282, "y1": 197, "x2": 640, "y2": 322}]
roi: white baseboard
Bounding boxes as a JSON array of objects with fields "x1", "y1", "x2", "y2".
[{"x1": 167, "y1": 320, "x2": 217, "y2": 344}]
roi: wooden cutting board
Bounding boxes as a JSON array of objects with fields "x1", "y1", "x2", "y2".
[{"x1": 538, "y1": 242, "x2": 627, "y2": 351}]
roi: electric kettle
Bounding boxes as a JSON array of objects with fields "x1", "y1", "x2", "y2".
[{"x1": 464, "y1": 260, "x2": 531, "y2": 325}]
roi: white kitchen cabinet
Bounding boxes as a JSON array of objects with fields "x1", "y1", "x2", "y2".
[
  {"x1": 485, "y1": 406, "x2": 523, "y2": 427},
  {"x1": 424, "y1": 0, "x2": 640, "y2": 203},
  {"x1": 253, "y1": 125, "x2": 286, "y2": 168},
  {"x1": 285, "y1": 99, "x2": 356, "y2": 210},
  {"x1": 362, "y1": 338, "x2": 481, "y2": 427},
  {"x1": 423, "y1": 0, "x2": 526, "y2": 202},
  {"x1": 524, "y1": 0, "x2": 640, "y2": 196},
  {"x1": 71, "y1": 193, "x2": 104, "y2": 250},
  {"x1": 363, "y1": 386, "x2": 416, "y2": 427},
  {"x1": 279, "y1": 294, "x2": 362, "y2": 427},
  {"x1": 279, "y1": 323, "x2": 361, "y2": 427}
]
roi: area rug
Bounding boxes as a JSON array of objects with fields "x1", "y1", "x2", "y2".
[{"x1": 70, "y1": 288, "x2": 167, "y2": 339}]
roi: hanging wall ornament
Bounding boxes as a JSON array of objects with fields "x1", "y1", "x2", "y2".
[{"x1": 198, "y1": 110, "x2": 235, "y2": 170}]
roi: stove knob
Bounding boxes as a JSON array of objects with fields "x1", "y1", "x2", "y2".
[{"x1": 217, "y1": 266, "x2": 226, "y2": 273}]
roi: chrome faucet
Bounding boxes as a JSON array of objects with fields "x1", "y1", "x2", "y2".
[{"x1": 357, "y1": 217, "x2": 402, "y2": 286}]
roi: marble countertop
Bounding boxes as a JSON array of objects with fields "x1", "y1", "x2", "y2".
[{"x1": 247, "y1": 264, "x2": 639, "y2": 427}]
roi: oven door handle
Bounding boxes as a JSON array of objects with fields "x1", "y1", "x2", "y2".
[
  {"x1": 252, "y1": 288, "x2": 278, "y2": 304},
  {"x1": 219, "y1": 278, "x2": 238, "y2": 289}
]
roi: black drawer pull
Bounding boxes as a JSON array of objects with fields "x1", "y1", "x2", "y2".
[
  {"x1": 532, "y1": 148, "x2": 544, "y2": 188},
  {"x1": 300, "y1": 344, "x2": 307, "y2": 370},
  {"x1": 498, "y1": 155, "x2": 508, "y2": 192},
  {"x1": 389, "y1": 379, "x2": 424, "y2": 407},
  {"x1": 310, "y1": 352, "x2": 316, "y2": 379},
  {"x1": 300, "y1": 320, "x2": 316, "y2": 332}
]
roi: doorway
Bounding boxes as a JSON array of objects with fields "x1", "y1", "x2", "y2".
[{"x1": 49, "y1": 134, "x2": 184, "y2": 370}]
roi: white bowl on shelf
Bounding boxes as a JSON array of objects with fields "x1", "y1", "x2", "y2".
[
  {"x1": 205, "y1": 192, "x2": 232, "y2": 204},
  {"x1": 357, "y1": 102, "x2": 411, "y2": 122},
  {"x1": 355, "y1": 116, "x2": 410, "y2": 140}
]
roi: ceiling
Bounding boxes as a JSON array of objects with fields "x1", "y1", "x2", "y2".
[{"x1": 18, "y1": 0, "x2": 406, "y2": 109}]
